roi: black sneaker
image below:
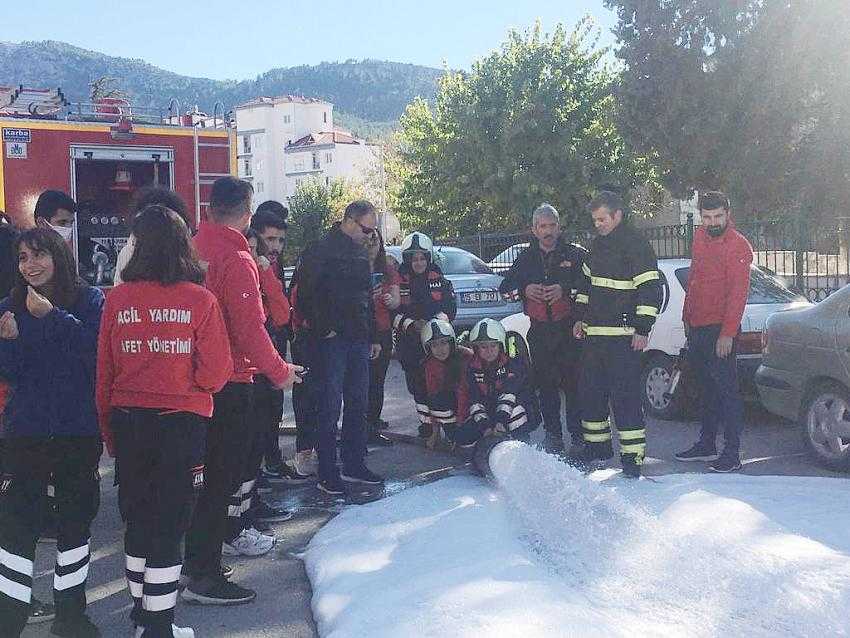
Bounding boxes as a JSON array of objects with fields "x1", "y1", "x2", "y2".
[
  {"x1": 674, "y1": 442, "x2": 719, "y2": 462},
  {"x1": 250, "y1": 500, "x2": 293, "y2": 524},
  {"x1": 341, "y1": 466, "x2": 384, "y2": 485},
  {"x1": 181, "y1": 577, "x2": 257, "y2": 606},
  {"x1": 710, "y1": 456, "x2": 742, "y2": 473},
  {"x1": 27, "y1": 597, "x2": 55, "y2": 624},
  {"x1": 367, "y1": 432, "x2": 394, "y2": 446},
  {"x1": 317, "y1": 477, "x2": 347, "y2": 496},
  {"x1": 50, "y1": 614, "x2": 100, "y2": 637},
  {"x1": 621, "y1": 460, "x2": 642, "y2": 479},
  {"x1": 261, "y1": 463, "x2": 311, "y2": 484}
]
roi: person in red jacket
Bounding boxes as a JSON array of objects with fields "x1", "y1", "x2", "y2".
[
  {"x1": 366, "y1": 231, "x2": 400, "y2": 445},
  {"x1": 182, "y1": 178, "x2": 301, "y2": 606},
  {"x1": 675, "y1": 191, "x2": 754, "y2": 473},
  {"x1": 419, "y1": 319, "x2": 472, "y2": 448},
  {"x1": 97, "y1": 204, "x2": 232, "y2": 638}
]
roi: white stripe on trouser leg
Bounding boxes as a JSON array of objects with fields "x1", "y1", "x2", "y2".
[
  {"x1": 54, "y1": 547, "x2": 90, "y2": 590},
  {"x1": 506, "y1": 405, "x2": 528, "y2": 431},
  {"x1": 240, "y1": 480, "x2": 254, "y2": 514},
  {"x1": 143, "y1": 565, "x2": 181, "y2": 612},
  {"x1": 126, "y1": 555, "x2": 145, "y2": 599},
  {"x1": 144, "y1": 590, "x2": 179, "y2": 612},
  {"x1": 228, "y1": 489, "x2": 242, "y2": 517},
  {"x1": 0, "y1": 548, "x2": 34, "y2": 603}
]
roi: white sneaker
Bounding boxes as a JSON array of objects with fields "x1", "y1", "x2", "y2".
[
  {"x1": 245, "y1": 526, "x2": 277, "y2": 543},
  {"x1": 294, "y1": 450, "x2": 317, "y2": 476},
  {"x1": 222, "y1": 529, "x2": 274, "y2": 556},
  {"x1": 135, "y1": 624, "x2": 194, "y2": 638}
]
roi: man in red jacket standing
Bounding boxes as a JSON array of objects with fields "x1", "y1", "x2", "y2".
[
  {"x1": 182, "y1": 178, "x2": 300, "y2": 606},
  {"x1": 675, "y1": 191, "x2": 753, "y2": 472}
]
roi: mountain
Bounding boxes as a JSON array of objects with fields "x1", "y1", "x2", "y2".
[{"x1": 0, "y1": 40, "x2": 444, "y2": 139}]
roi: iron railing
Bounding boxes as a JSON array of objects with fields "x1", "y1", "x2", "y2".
[{"x1": 438, "y1": 215, "x2": 850, "y2": 303}]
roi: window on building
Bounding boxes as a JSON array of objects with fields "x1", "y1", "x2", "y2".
[
  {"x1": 294, "y1": 158, "x2": 304, "y2": 172},
  {"x1": 323, "y1": 111, "x2": 327, "y2": 124},
  {"x1": 312, "y1": 152, "x2": 320, "y2": 170},
  {"x1": 295, "y1": 178, "x2": 303, "y2": 187},
  {"x1": 257, "y1": 181, "x2": 264, "y2": 193},
  {"x1": 242, "y1": 135, "x2": 251, "y2": 154},
  {"x1": 325, "y1": 177, "x2": 330, "y2": 186},
  {"x1": 325, "y1": 152, "x2": 333, "y2": 164},
  {"x1": 242, "y1": 158, "x2": 252, "y2": 177},
  {"x1": 283, "y1": 115, "x2": 291, "y2": 124}
]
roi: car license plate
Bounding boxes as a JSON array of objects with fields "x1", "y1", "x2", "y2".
[{"x1": 461, "y1": 290, "x2": 499, "y2": 304}]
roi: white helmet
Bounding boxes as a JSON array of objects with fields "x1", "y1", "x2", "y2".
[
  {"x1": 401, "y1": 232, "x2": 434, "y2": 264},
  {"x1": 420, "y1": 319, "x2": 456, "y2": 351},
  {"x1": 469, "y1": 318, "x2": 507, "y2": 349}
]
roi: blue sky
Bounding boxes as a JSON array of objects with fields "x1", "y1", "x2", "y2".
[{"x1": 0, "y1": 0, "x2": 617, "y2": 79}]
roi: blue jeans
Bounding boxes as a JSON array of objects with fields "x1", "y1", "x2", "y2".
[
  {"x1": 313, "y1": 335, "x2": 370, "y2": 482},
  {"x1": 688, "y1": 325, "x2": 744, "y2": 459}
]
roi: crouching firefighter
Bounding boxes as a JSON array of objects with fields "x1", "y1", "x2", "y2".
[
  {"x1": 452, "y1": 319, "x2": 539, "y2": 447},
  {"x1": 572, "y1": 192, "x2": 661, "y2": 478},
  {"x1": 393, "y1": 232, "x2": 456, "y2": 434},
  {"x1": 419, "y1": 319, "x2": 473, "y2": 448}
]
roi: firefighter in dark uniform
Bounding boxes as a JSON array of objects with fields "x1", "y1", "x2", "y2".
[
  {"x1": 393, "y1": 232, "x2": 457, "y2": 434},
  {"x1": 572, "y1": 191, "x2": 661, "y2": 478},
  {"x1": 453, "y1": 319, "x2": 539, "y2": 446},
  {"x1": 498, "y1": 203, "x2": 587, "y2": 455}
]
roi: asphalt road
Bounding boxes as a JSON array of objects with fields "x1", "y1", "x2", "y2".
[{"x1": 22, "y1": 361, "x2": 845, "y2": 638}]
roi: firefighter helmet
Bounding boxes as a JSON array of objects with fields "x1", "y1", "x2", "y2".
[
  {"x1": 420, "y1": 319, "x2": 456, "y2": 351},
  {"x1": 401, "y1": 232, "x2": 434, "y2": 264},
  {"x1": 468, "y1": 318, "x2": 507, "y2": 349}
]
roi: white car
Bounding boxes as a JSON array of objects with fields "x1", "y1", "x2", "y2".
[{"x1": 501, "y1": 258, "x2": 810, "y2": 420}]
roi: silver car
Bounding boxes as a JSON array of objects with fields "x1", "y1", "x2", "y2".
[
  {"x1": 387, "y1": 245, "x2": 522, "y2": 329},
  {"x1": 757, "y1": 284, "x2": 850, "y2": 471}
]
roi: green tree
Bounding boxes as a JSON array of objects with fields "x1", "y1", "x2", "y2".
[
  {"x1": 606, "y1": 0, "x2": 850, "y2": 218},
  {"x1": 284, "y1": 177, "x2": 369, "y2": 261},
  {"x1": 393, "y1": 21, "x2": 659, "y2": 237}
]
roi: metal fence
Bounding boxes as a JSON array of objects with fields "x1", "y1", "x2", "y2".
[{"x1": 438, "y1": 215, "x2": 850, "y2": 303}]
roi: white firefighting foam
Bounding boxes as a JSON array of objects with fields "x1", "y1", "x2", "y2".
[{"x1": 305, "y1": 441, "x2": 850, "y2": 637}]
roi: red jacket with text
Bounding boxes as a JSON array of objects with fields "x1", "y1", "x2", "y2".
[
  {"x1": 682, "y1": 222, "x2": 754, "y2": 338},
  {"x1": 96, "y1": 280, "x2": 233, "y2": 453},
  {"x1": 194, "y1": 221, "x2": 291, "y2": 386}
]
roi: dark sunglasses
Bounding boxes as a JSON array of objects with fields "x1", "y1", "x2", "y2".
[{"x1": 354, "y1": 219, "x2": 377, "y2": 236}]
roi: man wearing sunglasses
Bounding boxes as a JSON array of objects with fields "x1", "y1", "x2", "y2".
[{"x1": 295, "y1": 201, "x2": 384, "y2": 495}]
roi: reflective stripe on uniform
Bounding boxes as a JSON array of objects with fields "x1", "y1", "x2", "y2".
[
  {"x1": 620, "y1": 442, "x2": 646, "y2": 454},
  {"x1": 54, "y1": 542, "x2": 90, "y2": 591},
  {"x1": 575, "y1": 293, "x2": 589, "y2": 304},
  {"x1": 591, "y1": 276, "x2": 635, "y2": 290},
  {"x1": 636, "y1": 305, "x2": 658, "y2": 317},
  {"x1": 584, "y1": 432, "x2": 612, "y2": 443},
  {"x1": 584, "y1": 326, "x2": 635, "y2": 336},
  {"x1": 582, "y1": 263, "x2": 591, "y2": 276},
  {"x1": 619, "y1": 428, "x2": 646, "y2": 441},
  {"x1": 582, "y1": 420, "x2": 610, "y2": 431},
  {"x1": 633, "y1": 270, "x2": 660, "y2": 286}
]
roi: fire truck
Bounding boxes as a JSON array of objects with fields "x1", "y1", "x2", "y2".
[{"x1": 0, "y1": 86, "x2": 236, "y2": 286}]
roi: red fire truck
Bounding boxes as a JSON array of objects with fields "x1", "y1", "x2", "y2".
[{"x1": 0, "y1": 86, "x2": 236, "y2": 286}]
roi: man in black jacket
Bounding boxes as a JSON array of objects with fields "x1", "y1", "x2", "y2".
[
  {"x1": 499, "y1": 204, "x2": 587, "y2": 454},
  {"x1": 572, "y1": 192, "x2": 661, "y2": 478},
  {"x1": 296, "y1": 201, "x2": 383, "y2": 495}
]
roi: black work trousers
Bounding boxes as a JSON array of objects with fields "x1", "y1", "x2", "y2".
[
  {"x1": 255, "y1": 374, "x2": 285, "y2": 471},
  {"x1": 184, "y1": 382, "x2": 254, "y2": 582},
  {"x1": 526, "y1": 320, "x2": 582, "y2": 446},
  {"x1": 113, "y1": 408, "x2": 206, "y2": 637},
  {"x1": 578, "y1": 336, "x2": 647, "y2": 465},
  {"x1": 291, "y1": 333, "x2": 318, "y2": 453},
  {"x1": 0, "y1": 435, "x2": 101, "y2": 637},
  {"x1": 367, "y1": 329, "x2": 393, "y2": 430}
]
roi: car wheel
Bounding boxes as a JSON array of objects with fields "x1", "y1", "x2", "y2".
[
  {"x1": 801, "y1": 383, "x2": 850, "y2": 472},
  {"x1": 641, "y1": 353, "x2": 685, "y2": 421}
]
